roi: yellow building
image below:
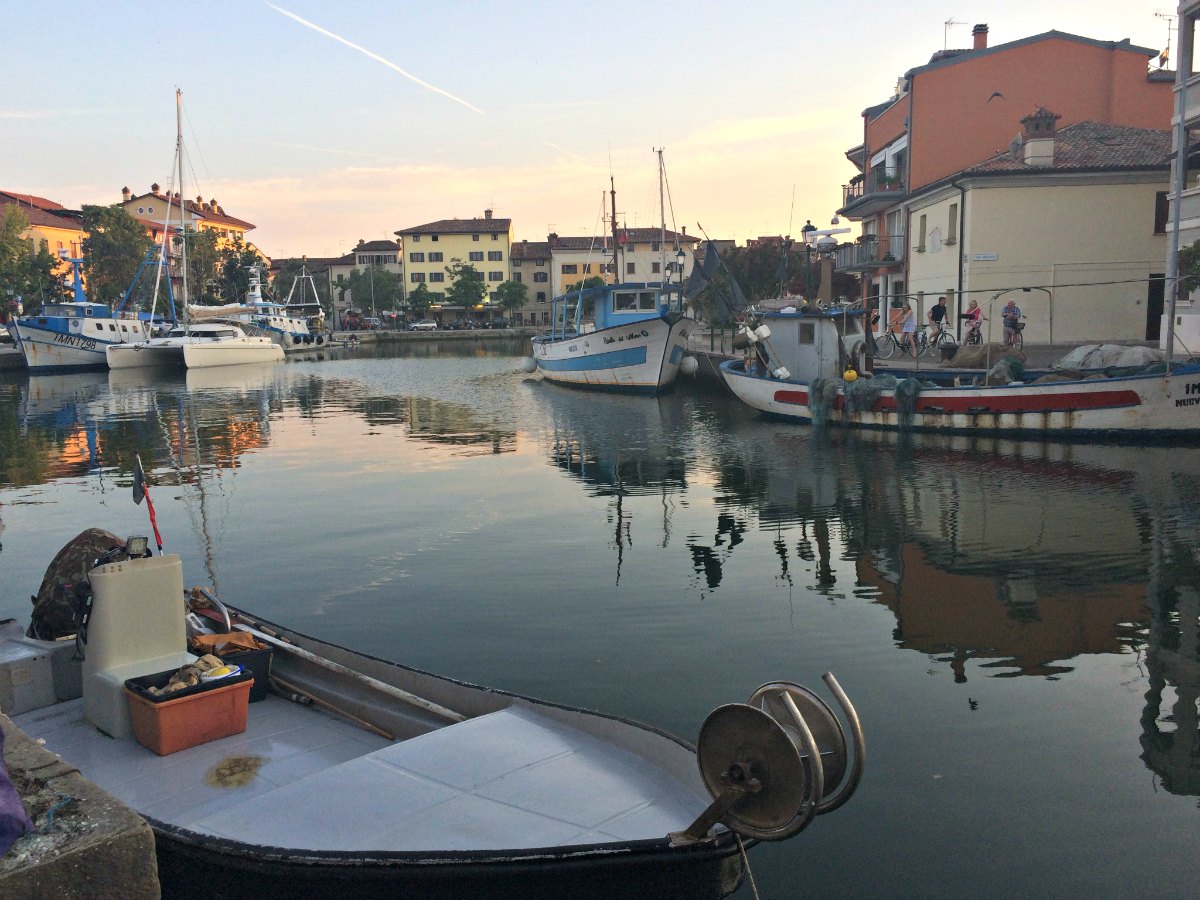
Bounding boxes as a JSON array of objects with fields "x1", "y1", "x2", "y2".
[
  {"x1": 904, "y1": 116, "x2": 1168, "y2": 343},
  {"x1": 118, "y1": 185, "x2": 261, "y2": 256},
  {"x1": 0, "y1": 189, "x2": 86, "y2": 280},
  {"x1": 394, "y1": 210, "x2": 512, "y2": 314}
]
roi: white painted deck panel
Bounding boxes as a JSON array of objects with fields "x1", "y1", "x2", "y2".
[{"x1": 14, "y1": 699, "x2": 704, "y2": 852}]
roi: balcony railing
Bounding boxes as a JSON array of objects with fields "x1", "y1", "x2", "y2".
[
  {"x1": 841, "y1": 166, "x2": 907, "y2": 210},
  {"x1": 834, "y1": 233, "x2": 906, "y2": 271}
]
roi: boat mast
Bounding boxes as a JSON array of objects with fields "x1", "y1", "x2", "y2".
[
  {"x1": 657, "y1": 148, "x2": 666, "y2": 291},
  {"x1": 176, "y1": 89, "x2": 189, "y2": 332},
  {"x1": 610, "y1": 177, "x2": 619, "y2": 283}
]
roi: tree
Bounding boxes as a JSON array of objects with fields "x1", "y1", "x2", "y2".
[
  {"x1": 563, "y1": 275, "x2": 605, "y2": 317},
  {"x1": 444, "y1": 259, "x2": 487, "y2": 309},
  {"x1": 184, "y1": 228, "x2": 221, "y2": 304},
  {"x1": 344, "y1": 266, "x2": 399, "y2": 313},
  {"x1": 0, "y1": 206, "x2": 64, "y2": 309},
  {"x1": 1178, "y1": 240, "x2": 1200, "y2": 297},
  {"x1": 494, "y1": 279, "x2": 528, "y2": 318},
  {"x1": 408, "y1": 282, "x2": 433, "y2": 317},
  {"x1": 81, "y1": 205, "x2": 153, "y2": 304},
  {"x1": 216, "y1": 239, "x2": 263, "y2": 303}
]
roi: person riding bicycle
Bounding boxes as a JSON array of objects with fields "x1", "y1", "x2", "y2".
[
  {"x1": 928, "y1": 296, "x2": 948, "y2": 339},
  {"x1": 899, "y1": 302, "x2": 917, "y2": 357},
  {"x1": 1001, "y1": 299, "x2": 1022, "y2": 347},
  {"x1": 962, "y1": 299, "x2": 985, "y2": 344}
]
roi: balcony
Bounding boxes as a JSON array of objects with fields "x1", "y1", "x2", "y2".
[
  {"x1": 839, "y1": 166, "x2": 907, "y2": 219},
  {"x1": 834, "y1": 233, "x2": 905, "y2": 273}
]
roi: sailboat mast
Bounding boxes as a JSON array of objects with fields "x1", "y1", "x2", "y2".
[
  {"x1": 657, "y1": 148, "x2": 666, "y2": 288},
  {"x1": 610, "y1": 177, "x2": 619, "y2": 283},
  {"x1": 176, "y1": 89, "x2": 189, "y2": 328}
]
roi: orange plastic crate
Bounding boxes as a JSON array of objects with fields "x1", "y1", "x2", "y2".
[{"x1": 125, "y1": 676, "x2": 252, "y2": 756}]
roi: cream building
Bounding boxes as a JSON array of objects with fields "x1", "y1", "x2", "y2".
[
  {"x1": 906, "y1": 115, "x2": 1169, "y2": 344},
  {"x1": 509, "y1": 239, "x2": 552, "y2": 325},
  {"x1": 546, "y1": 228, "x2": 698, "y2": 298},
  {"x1": 0, "y1": 190, "x2": 86, "y2": 286},
  {"x1": 119, "y1": 185, "x2": 261, "y2": 257},
  {"x1": 394, "y1": 211, "x2": 512, "y2": 313}
]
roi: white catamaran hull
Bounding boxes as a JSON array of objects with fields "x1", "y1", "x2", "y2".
[
  {"x1": 182, "y1": 339, "x2": 284, "y2": 368},
  {"x1": 534, "y1": 316, "x2": 693, "y2": 393},
  {"x1": 106, "y1": 341, "x2": 184, "y2": 369},
  {"x1": 720, "y1": 360, "x2": 1200, "y2": 437}
]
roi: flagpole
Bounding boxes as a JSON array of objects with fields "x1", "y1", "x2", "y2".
[{"x1": 133, "y1": 453, "x2": 164, "y2": 553}]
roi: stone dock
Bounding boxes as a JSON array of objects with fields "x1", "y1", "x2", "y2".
[{"x1": 0, "y1": 714, "x2": 159, "y2": 899}]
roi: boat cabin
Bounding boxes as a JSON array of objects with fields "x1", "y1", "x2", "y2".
[
  {"x1": 544, "y1": 282, "x2": 678, "y2": 340},
  {"x1": 749, "y1": 305, "x2": 869, "y2": 382}
]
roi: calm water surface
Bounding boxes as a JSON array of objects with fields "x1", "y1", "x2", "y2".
[{"x1": 1, "y1": 340, "x2": 1198, "y2": 898}]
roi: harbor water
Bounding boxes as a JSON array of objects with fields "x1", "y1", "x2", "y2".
[{"x1": 1, "y1": 340, "x2": 1198, "y2": 897}]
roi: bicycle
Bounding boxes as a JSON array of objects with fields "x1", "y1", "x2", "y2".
[
  {"x1": 874, "y1": 330, "x2": 920, "y2": 360},
  {"x1": 1004, "y1": 319, "x2": 1025, "y2": 351},
  {"x1": 922, "y1": 323, "x2": 956, "y2": 357}
]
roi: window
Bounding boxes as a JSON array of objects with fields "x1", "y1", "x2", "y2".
[
  {"x1": 488, "y1": 251, "x2": 502, "y2": 261},
  {"x1": 429, "y1": 251, "x2": 443, "y2": 262},
  {"x1": 652, "y1": 242, "x2": 660, "y2": 251},
  {"x1": 947, "y1": 204, "x2": 958, "y2": 245},
  {"x1": 512, "y1": 259, "x2": 522, "y2": 266},
  {"x1": 469, "y1": 251, "x2": 484, "y2": 262},
  {"x1": 1154, "y1": 191, "x2": 1169, "y2": 234},
  {"x1": 473, "y1": 234, "x2": 480, "y2": 241},
  {"x1": 412, "y1": 235, "x2": 421, "y2": 242},
  {"x1": 409, "y1": 252, "x2": 425, "y2": 263},
  {"x1": 583, "y1": 264, "x2": 592, "y2": 274},
  {"x1": 491, "y1": 234, "x2": 499, "y2": 241},
  {"x1": 137, "y1": 207, "x2": 145, "y2": 214},
  {"x1": 536, "y1": 259, "x2": 545, "y2": 266},
  {"x1": 537, "y1": 292, "x2": 546, "y2": 302},
  {"x1": 410, "y1": 272, "x2": 425, "y2": 283},
  {"x1": 626, "y1": 262, "x2": 636, "y2": 275},
  {"x1": 513, "y1": 272, "x2": 522, "y2": 282},
  {"x1": 606, "y1": 263, "x2": 616, "y2": 274},
  {"x1": 652, "y1": 262, "x2": 661, "y2": 274},
  {"x1": 534, "y1": 272, "x2": 548, "y2": 283},
  {"x1": 429, "y1": 272, "x2": 444, "y2": 282},
  {"x1": 915, "y1": 214, "x2": 927, "y2": 252},
  {"x1": 612, "y1": 290, "x2": 658, "y2": 312},
  {"x1": 561, "y1": 264, "x2": 578, "y2": 274},
  {"x1": 431, "y1": 235, "x2": 439, "y2": 242},
  {"x1": 489, "y1": 271, "x2": 503, "y2": 281}
]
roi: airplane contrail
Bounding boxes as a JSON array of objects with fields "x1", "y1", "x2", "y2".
[{"x1": 265, "y1": 2, "x2": 484, "y2": 115}]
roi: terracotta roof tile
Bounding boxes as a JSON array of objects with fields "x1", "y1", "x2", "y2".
[
  {"x1": 353, "y1": 239, "x2": 399, "y2": 251},
  {"x1": 395, "y1": 216, "x2": 511, "y2": 236},
  {"x1": 0, "y1": 197, "x2": 83, "y2": 231},
  {"x1": 0, "y1": 190, "x2": 67, "y2": 211},
  {"x1": 966, "y1": 121, "x2": 1169, "y2": 174},
  {"x1": 511, "y1": 241, "x2": 551, "y2": 260}
]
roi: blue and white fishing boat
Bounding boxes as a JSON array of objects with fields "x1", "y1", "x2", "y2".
[
  {"x1": 7, "y1": 254, "x2": 152, "y2": 371},
  {"x1": 530, "y1": 153, "x2": 696, "y2": 393}
]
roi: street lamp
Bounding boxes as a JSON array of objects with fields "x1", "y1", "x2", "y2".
[{"x1": 800, "y1": 220, "x2": 817, "y2": 300}]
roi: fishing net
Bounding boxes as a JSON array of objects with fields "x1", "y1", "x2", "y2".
[
  {"x1": 843, "y1": 373, "x2": 898, "y2": 415},
  {"x1": 984, "y1": 356, "x2": 1026, "y2": 385},
  {"x1": 894, "y1": 378, "x2": 923, "y2": 427},
  {"x1": 808, "y1": 378, "x2": 841, "y2": 425}
]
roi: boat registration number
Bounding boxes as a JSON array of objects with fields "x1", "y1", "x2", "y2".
[{"x1": 53, "y1": 332, "x2": 98, "y2": 351}]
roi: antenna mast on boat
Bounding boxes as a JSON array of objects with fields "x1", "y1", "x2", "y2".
[{"x1": 175, "y1": 88, "x2": 189, "y2": 332}]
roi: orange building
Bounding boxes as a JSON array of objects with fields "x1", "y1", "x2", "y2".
[{"x1": 837, "y1": 24, "x2": 1173, "y2": 310}]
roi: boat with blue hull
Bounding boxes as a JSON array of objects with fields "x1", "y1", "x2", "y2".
[
  {"x1": 6, "y1": 254, "x2": 152, "y2": 371},
  {"x1": 532, "y1": 284, "x2": 695, "y2": 393}
]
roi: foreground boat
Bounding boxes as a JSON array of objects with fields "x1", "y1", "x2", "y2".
[
  {"x1": 107, "y1": 322, "x2": 284, "y2": 369},
  {"x1": 719, "y1": 306, "x2": 1200, "y2": 439},
  {"x1": 7, "y1": 254, "x2": 151, "y2": 371},
  {"x1": 3, "y1": 536, "x2": 862, "y2": 899}
]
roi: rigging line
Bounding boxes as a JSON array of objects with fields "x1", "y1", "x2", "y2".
[
  {"x1": 662, "y1": 155, "x2": 680, "y2": 239},
  {"x1": 180, "y1": 103, "x2": 214, "y2": 198}
]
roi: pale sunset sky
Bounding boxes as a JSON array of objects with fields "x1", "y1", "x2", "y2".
[{"x1": 1, "y1": 1, "x2": 1175, "y2": 260}]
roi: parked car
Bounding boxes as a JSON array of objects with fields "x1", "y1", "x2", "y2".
[
  {"x1": 482, "y1": 318, "x2": 510, "y2": 329},
  {"x1": 362, "y1": 317, "x2": 382, "y2": 330},
  {"x1": 408, "y1": 319, "x2": 438, "y2": 331}
]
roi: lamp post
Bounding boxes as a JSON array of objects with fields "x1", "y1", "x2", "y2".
[{"x1": 800, "y1": 220, "x2": 817, "y2": 300}]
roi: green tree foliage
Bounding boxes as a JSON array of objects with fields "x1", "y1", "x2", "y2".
[
  {"x1": 215, "y1": 239, "x2": 263, "y2": 303},
  {"x1": 184, "y1": 228, "x2": 221, "y2": 304},
  {"x1": 695, "y1": 242, "x2": 859, "y2": 321},
  {"x1": 408, "y1": 282, "x2": 433, "y2": 316},
  {"x1": 444, "y1": 259, "x2": 487, "y2": 308},
  {"x1": 81, "y1": 205, "x2": 153, "y2": 304},
  {"x1": 1178, "y1": 240, "x2": 1200, "y2": 293},
  {"x1": 563, "y1": 275, "x2": 606, "y2": 293},
  {"x1": 0, "y1": 206, "x2": 64, "y2": 308},
  {"x1": 494, "y1": 279, "x2": 528, "y2": 317},
  {"x1": 344, "y1": 266, "x2": 399, "y2": 312}
]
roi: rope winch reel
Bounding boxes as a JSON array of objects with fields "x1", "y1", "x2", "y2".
[{"x1": 670, "y1": 673, "x2": 864, "y2": 846}]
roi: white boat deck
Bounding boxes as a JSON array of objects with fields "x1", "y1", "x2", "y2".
[{"x1": 14, "y1": 696, "x2": 705, "y2": 852}]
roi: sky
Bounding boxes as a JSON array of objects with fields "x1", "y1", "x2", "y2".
[{"x1": 1, "y1": 1, "x2": 1176, "y2": 261}]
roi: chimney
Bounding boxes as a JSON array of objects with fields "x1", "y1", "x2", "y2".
[
  {"x1": 151, "y1": 183, "x2": 160, "y2": 194},
  {"x1": 484, "y1": 208, "x2": 493, "y2": 220},
  {"x1": 121, "y1": 186, "x2": 131, "y2": 201},
  {"x1": 1021, "y1": 107, "x2": 1060, "y2": 166},
  {"x1": 681, "y1": 225, "x2": 687, "y2": 236},
  {"x1": 973, "y1": 24, "x2": 988, "y2": 50}
]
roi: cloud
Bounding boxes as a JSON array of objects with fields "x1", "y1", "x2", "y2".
[{"x1": 264, "y1": 2, "x2": 484, "y2": 115}]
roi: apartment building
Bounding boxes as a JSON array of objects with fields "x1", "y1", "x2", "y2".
[
  {"x1": 510, "y1": 239, "x2": 551, "y2": 325},
  {"x1": 119, "y1": 185, "x2": 258, "y2": 253},
  {"x1": 394, "y1": 210, "x2": 512, "y2": 304},
  {"x1": 836, "y1": 24, "x2": 1172, "y2": 323},
  {"x1": 0, "y1": 190, "x2": 85, "y2": 269}
]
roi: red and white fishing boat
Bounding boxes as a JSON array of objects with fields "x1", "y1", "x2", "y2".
[{"x1": 718, "y1": 306, "x2": 1200, "y2": 439}]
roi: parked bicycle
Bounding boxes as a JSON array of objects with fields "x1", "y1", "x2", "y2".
[
  {"x1": 874, "y1": 329, "x2": 921, "y2": 360},
  {"x1": 1005, "y1": 320, "x2": 1026, "y2": 350}
]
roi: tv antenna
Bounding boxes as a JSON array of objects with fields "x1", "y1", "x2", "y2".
[{"x1": 944, "y1": 18, "x2": 966, "y2": 50}]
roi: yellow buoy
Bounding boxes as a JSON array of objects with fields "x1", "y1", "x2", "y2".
[{"x1": 844, "y1": 369, "x2": 858, "y2": 382}]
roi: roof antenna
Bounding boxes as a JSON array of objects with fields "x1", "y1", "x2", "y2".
[{"x1": 944, "y1": 18, "x2": 966, "y2": 50}]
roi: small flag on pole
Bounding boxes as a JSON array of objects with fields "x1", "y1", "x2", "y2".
[{"x1": 133, "y1": 454, "x2": 163, "y2": 552}]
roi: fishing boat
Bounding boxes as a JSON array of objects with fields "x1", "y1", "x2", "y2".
[
  {"x1": 191, "y1": 265, "x2": 328, "y2": 353},
  {"x1": 106, "y1": 91, "x2": 283, "y2": 371},
  {"x1": 6, "y1": 253, "x2": 152, "y2": 371},
  {"x1": 2, "y1": 533, "x2": 863, "y2": 899},
  {"x1": 718, "y1": 305, "x2": 1200, "y2": 439},
  {"x1": 529, "y1": 152, "x2": 697, "y2": 393}
]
